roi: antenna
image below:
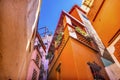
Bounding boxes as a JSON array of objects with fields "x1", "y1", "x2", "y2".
[{"x1": 38, "y1": 27, "x2": 52, "y2": 37}]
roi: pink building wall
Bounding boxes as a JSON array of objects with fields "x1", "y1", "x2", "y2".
[
  {"x1": 27, "y1": 60, "x2": 40, "y2": 80},
  {"x1": 27, "y1": 48, "x2": 41, "y2": 80}
]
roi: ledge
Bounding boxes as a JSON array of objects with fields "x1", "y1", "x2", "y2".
[{"x1": 70, "y1": 36, "x2": 99, "y2": 52}]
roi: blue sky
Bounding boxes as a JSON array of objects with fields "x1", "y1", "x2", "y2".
[{"x1": 38, "y1": 0, "x2": 82, "y2": 35}]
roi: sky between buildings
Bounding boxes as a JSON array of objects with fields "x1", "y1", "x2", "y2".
[{"x1": 38, "y1": 0, "x2": 82, "y2": 35}]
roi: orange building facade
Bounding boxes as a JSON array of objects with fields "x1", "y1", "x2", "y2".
[
  {"x1": 81, "y1": 0, "x2": 120, "y2": 79},
  {"x1": 47, "y1": 5, "x2": 109, "y2": 80}
]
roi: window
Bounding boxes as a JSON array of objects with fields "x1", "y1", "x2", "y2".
[
  {"x1": 56, "y1": 63, "x2": 61, "y2": 80},
  {"x1": 82, "y1": 0, "x2": 94, "y2": 8},
  {"x1": 44, "y1": 42, "x2": 48, "y2": 45},
  {"x1": 82, "y1": 14, "x2": 89, "y2": 20},
  {"x1": 32, "y1": 69, "x2": 37, "y2": 80},
  {"x1": 39, "y1": 63, "x2": 44, "y2": 79},
  {"x1": 81, "y1": 0, "x2": 94, "y2": 13},
  {"x1": 38, "y1": 43, "x2": 41, "y2": 48},
  {"x1": 87, "y1": 61, "x2": 105, "y2": 80},
  {"x1": 56, "y1": 63, "x2": 61, "y2": 72},
  {"x1": 35, "y1": 54, "x2": 40, "y2": 67}
]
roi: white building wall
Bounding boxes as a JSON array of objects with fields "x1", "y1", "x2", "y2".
[
  {"x1": 107, "y1": 35, "x2": 120, "y2": 68},
  {"x1": 64, "y1": 16, "x2": 77, "y2": 39},
  {"x1": 105, "y1": 63, "x2": 120, "y2": 80},
  {"x1": 77, "y1": 8, "x2": 105, "y2": 56}
]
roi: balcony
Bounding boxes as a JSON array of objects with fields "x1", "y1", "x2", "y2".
[
  {"x1": 75, "y1": 30, "x2": 98, "y2": 50},
  {"x1": 48, "y1": 23, "x2": 99, "y2": 73},
  {"x1": 66, "y1": 23, "x2": 99, "y2": 51},
  {"x1": 75, "y1": 31, "x2": 91, "y2": 46}
]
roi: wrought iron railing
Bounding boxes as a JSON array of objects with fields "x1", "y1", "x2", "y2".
[
  {"x1": 76, "y1": 31, "x2": 91, "y2": 46},
  {"x1": 66, "y1": 23, "x2": 98, "y2": 51}
]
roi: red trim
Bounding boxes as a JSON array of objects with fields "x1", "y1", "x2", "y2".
[
  {"x1": 36, "y1": 31, "x2": 46, "y2": 52},
  {"x1": 33, "y1": 45, "x2": 42, "y2": 58},
  {"x1": 64, "y1": 23, "x2": 75, "y2": 31},
  {"x1": 69, "y1": 5, "x2": 87, "y2": 14},
  {"x1": 108, "y1": 29, "x2": 120, "y2": 45},
  {"x1": 48, "y1": 9, "x2": 86, "y2": 54},
  {"x1": 35, "y1": 46, "x2": 42, "y2": 58},
  {"x1": 32, "y1": 59, "x2": 40, "y2": 69},
  {"x1": 62, "y1": 11, "x2": 85, "y2": 28},
  {"x1": 93, "y1": 0, "x2": 105, "y2": 21}
]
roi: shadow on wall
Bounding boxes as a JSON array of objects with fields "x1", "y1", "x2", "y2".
[{"x1": 103, "y1": 48, "x2": 114, "y2": 63}]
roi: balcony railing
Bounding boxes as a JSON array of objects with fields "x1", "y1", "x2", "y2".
[
  {"x1": 75, "y1": 30, "x2": 98, "y2": 51},
  {"x1": 66, "y1": 23, "x2": 98, "y2": 51},
  {"x1": 76, "y1": 31, "x2": 91, "y2": 46}
]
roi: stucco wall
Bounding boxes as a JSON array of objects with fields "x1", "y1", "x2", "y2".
[
  {"x1": 0, "y1": 0, "x2": 27, "y2": 79},
  {"x1": 88, "y1": 0, "x2": 120, "y2": 47},
  {"x1": 48, "y1": 37, "x2": 78, "y2": 80},
  {"x1": 48, "y1": 37, "x2": 109, "y2": 80},
  {"x1": 0, "y1": 0, "x2": 41, "y2": 79},
  {"x1": 105, "y1": 63, "x2": 120, "y2": 80},
  {"x1": 70, "y1": 38, "x2": 109, "y2": 80}
]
